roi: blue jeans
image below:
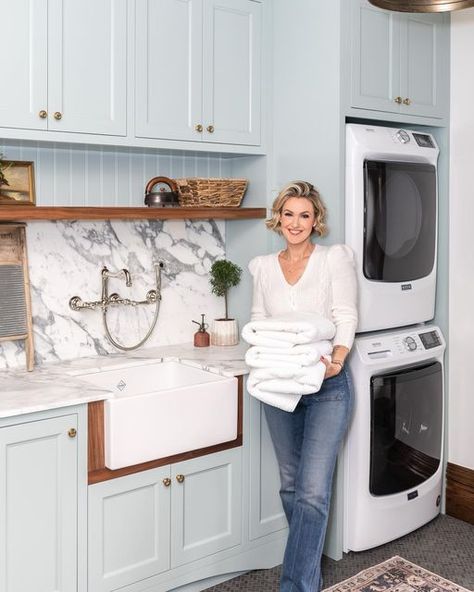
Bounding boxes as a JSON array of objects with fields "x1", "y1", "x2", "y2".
[{"x1": 263, "y1": 368, "x2": 353, "y2": 592}]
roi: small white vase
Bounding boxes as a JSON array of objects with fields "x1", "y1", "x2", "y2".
[{"x1": 210, "y1": 319, "x2": 239, "y2": 346}]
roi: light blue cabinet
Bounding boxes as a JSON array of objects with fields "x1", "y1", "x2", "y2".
[
  {"x1": 171, "y1": 452, "x2": 242, "y2": 567},
  {"x1": 248, "y1": 396, "x2": 287, "y2": 540},
  {"x1": 88, "y1": 464, "x2": 171, "y2": 591},
  {"x1": 88, "y1": 448, "x2": 242, "y2": 592},
  {"x1": 135, "y1": 0, "x2": 262, "y2": 146},
  {"x1": 0, "y1": 412, "x2": 81, "y2": 592},
  {"x1": 0, "y1": 0, "x2": 127, "y2": 136},
  {"x1": 349, "y1": 0, "x2": 449, "y2": 120}
]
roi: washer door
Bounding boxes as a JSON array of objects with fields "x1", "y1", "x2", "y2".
[
  {"x1": 363, "y1": 160, "x2": 437, "y2": 282},
  {"x1": 370, "y1": 361, "x2": 442, "y2": 496}
]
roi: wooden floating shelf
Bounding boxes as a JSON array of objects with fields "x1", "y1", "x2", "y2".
[{"x1": 0, "y1": 206, "x2": 267, "y2": 221}]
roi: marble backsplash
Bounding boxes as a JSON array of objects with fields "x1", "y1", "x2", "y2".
[{"x1": 0, "y1": 218, "x2": 226, "y2": 370}]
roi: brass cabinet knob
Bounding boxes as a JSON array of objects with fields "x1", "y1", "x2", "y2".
[
  {"x1": 68, "y1": 428, "x2": 77, "y2": 438},
  {"x1": 195, "y1": 124, "x2": 203, "y2": 132},
  {"x1": 54, "y1": 111, "x2": 63, "y2": 120},
  {"x1": 39, "y1": 110, "x2": 47, "y2": 119},
  {"x1": 206, "y1": 125, "x2": 214, "y2": 133},
  {"x1": 394, "y1": 96, "x2": 402, "y2": 104},
  {"x1": 403, "y1": 97, "x2": 411, "y2": 106},
  {"x1": 176, "y1": 474, "x2": 185, "y2": 483},
  {"x1": 163, "y1": 477, "x2": 171, "y2": 487}
]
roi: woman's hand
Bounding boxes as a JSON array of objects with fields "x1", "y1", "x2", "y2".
[{"x1": 320, "y1": 357, "x2": 343, "y2": 379}]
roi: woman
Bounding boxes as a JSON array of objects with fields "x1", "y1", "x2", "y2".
[{"x1": 248, "y1": 181, "x2": 358, "y2": 592}]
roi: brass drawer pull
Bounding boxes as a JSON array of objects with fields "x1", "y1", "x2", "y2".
[
  {"x1": 68, "y1": 428, "x2": 77, "y2": 438},
  {"x1": 403, "y1": 97, "x2": 411, "y2": 106},
  {"x1": 176, "y1": 474, "x2": 185, "y2": 483},
  {"x1": 195, "y1": 124, "x2": 203, "y2": 132},
  {"x1": 39, "y1": 110, "x2": 47, "y2": 119},
  {"x1": 394, "y1": 96, "x2": 402, "y2": 104},
  {"x1": 54, "y1": 111, "x2": 63, "y2": 121},
  {"x1": 163, "y1": 477, "x2": 171, "y2": 487},
  {"x1": 206, "y1": 125, "x2": 214, "y2": 133}
]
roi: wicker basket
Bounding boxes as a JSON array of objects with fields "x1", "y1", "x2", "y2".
[{"x1": 175, "y1": 178, "x2": 248, "y2": 207}]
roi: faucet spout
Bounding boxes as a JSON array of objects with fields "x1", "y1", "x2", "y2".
[
  {"x1": 122, "y1": 269, "x2": 132, "y2": 287},
  {"x1": 102, "y1": 266, "x2": 132, "y2": 287}
]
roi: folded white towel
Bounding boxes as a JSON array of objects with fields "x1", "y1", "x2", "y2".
[
  {"x1": 246, "y1": 386, "x2": 302, "y2": 413},
  {"x1": 242, "y1": 313, "x2": 335, "y2": 348},
  {"x1": 247, "y1": 360, "x2": 327, "y2": 412},
  {"x1": 250, "y1": 363, "x2": 327, "y2": 387},
  {"x1": 245, "y1": 341, "x2": 332, "y2": 369}
]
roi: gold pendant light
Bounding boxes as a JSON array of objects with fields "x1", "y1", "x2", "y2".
[{"x1": 368, "y1": 0, "x2": 474, "y2": 11}]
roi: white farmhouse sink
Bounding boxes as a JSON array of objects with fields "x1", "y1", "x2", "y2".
[{"x1": 75, "y1": 361, "x2": 238, "y2": 470}]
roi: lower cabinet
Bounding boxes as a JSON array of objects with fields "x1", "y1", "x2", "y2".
[
  {"x1": 0, "y1": 412, "x2": 80, "y2": 592},
  {"x1": 248, "y1": 395, "x2": 287, "y2": 540},
  {"x1": 88, "y1": 447, "x2": 242, "y2": 592}
]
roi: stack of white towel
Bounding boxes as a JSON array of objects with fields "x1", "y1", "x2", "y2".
[{"x1": 242, "y1": 313, "x2": 336, "y2": 412}]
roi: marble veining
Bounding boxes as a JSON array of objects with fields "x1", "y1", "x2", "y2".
[
  {"x1": 0, "y1": 342, "x2": 249, "y2": 419},
  {"x1": 0, "y1": 219, "x2": 226, "y2": 369}
]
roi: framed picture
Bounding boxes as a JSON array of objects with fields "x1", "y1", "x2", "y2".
[{"x1": 0, "y1": 160, "x2": 36, "y2": 205}]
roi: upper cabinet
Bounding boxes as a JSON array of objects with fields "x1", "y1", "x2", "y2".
[
  {"x1": 0, "y1": 0, "x2": 127, "y2": 136},
  {"x1": 0, "y1": 0, "x2": 263, "y2": 152},
  {"x1": 135, "y1": 0, "x2": 262, "y2": 146},
  {"x1": 348, "y1": 0, "x2": 449, "y2": 121}
]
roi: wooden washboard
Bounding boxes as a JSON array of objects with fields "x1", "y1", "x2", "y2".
[{"x1": 0, "y1": 223, "x2": 34, "y2": 371}]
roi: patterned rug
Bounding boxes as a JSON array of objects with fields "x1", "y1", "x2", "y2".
[{"x1": 323, "y1": 556, "x2": 472, "y2": 592}]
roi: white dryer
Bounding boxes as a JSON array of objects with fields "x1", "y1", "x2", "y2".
[
  {"x1": 343, "y1": 325, "x2": 445, "y2": 552},
  {"x1": 346, "y1": 123, "x2": 439, "y2": 333}
]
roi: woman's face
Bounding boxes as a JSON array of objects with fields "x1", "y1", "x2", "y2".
[{"x1": 279, "y1": 197, "x2": 316, "y2": 246}]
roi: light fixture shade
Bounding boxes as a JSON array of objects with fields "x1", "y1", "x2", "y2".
[{"x1": 368, "y1": 0, "x2": 474, "y2": 11}]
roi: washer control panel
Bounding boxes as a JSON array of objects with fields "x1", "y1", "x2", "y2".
[{"x1": 355, "y1": 326, "x2": 444, "y2": 363}]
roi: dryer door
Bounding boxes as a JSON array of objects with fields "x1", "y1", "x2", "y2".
[
  {"x1": 370, "y1": 361, "x2": 442, "y2": 496},
  {"x1": 364, "y1": 160, "x2": 437, "y2": 282}
]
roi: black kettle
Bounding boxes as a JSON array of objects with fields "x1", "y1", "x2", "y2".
[{"x1": 144, "y1": 176, "x2": 180, "y2": 207}]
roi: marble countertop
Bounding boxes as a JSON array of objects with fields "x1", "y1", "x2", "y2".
[{"x1": 0, "y1": 342, "x2": 249, "y2": 420}]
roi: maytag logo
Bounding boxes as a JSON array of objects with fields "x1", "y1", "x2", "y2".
[{"x1": 401, "y1": 283, "x2": 412, "y2": 291}]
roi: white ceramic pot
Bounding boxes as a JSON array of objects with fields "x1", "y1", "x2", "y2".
[{"x1": 210, "y1": 319, "x2": 239, "y2": 346}]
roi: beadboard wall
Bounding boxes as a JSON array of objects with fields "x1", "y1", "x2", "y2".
[
  {"x1": 0, "y1": 141, "x2": 236, "y2": 369},
  {"x1": 0, "y1": 140, "x2": 234, "y2": 206}
]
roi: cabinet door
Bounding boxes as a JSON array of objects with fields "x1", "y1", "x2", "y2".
[
  {"x1": 202, "y1": 0, "x2": 262, "y2": 146},
  {"x1": 0, "y1": 0, "x2": 48, "y2": 130},
  {"x1": 135, "y1": 0, "x2": 203, "y2": 142},
  {"x1": 350, "y1": 0, "x2": 401, "y2": 114},
  {"x1": 171, "y1": 447, "x2": 242, "y2": 567},
  {"x1": 0, "y1": 415, "x2": 78, "y2": 592},
  {"x1": 88, "y1": 466, "x2": 171, "y2": 592},
  {"x1": 249, "y1": 397, "x2": 287, "y2": 540},
  {"x1": 400, "y1": 12, "x2": 449, "y2": 119},
  {"x1": 47, "y1": 0, "x2": 127, "y2": 135}
]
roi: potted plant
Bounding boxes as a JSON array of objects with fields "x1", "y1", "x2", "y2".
[{"x1": 209, "y1": 259, "x2": 242, "y2": 346}]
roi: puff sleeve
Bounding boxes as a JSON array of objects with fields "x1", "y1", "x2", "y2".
[
  {"x1": 248, "y1": 256, "x2": 267, "y2": 321},
  {"x1": 327, "y1": 244, "x2": 358, "y2": 349}
]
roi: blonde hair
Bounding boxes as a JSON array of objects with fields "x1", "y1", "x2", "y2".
[{"x1": 266, "y1": 181, "x2": 328, "y2": 237}]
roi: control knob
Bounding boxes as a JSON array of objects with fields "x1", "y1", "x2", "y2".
[
  {"x1": 396, "y1": 129, "x2": 410, "y2": 144},
  {"x1": 403, "y1": 336, "x2": 417, "y2": 351}
]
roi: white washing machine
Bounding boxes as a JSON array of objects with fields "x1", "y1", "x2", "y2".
[
  {"x1": 343, "y1": 325, "x2": 445, "y2": 552},
  {"x1": 346, "y1": 123, "x2": 439, "y2": 333}
]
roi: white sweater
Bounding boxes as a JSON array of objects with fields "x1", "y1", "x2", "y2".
[{"x1": 248, "y1": 244, "x2": 358, "y2": 349}]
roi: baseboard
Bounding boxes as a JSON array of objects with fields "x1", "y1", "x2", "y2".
[{"x1": 445, "y1": 462, "x2": 474, "y2": 525}]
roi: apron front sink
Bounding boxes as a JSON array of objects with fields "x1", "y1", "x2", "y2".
[{"x1": 75, "y1": 360, "x2": 238, "y2": 469}]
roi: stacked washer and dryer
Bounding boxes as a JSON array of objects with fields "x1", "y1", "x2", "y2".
[{"x1": 343, "y1": 124, "x2": 445, "y2": 552}]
